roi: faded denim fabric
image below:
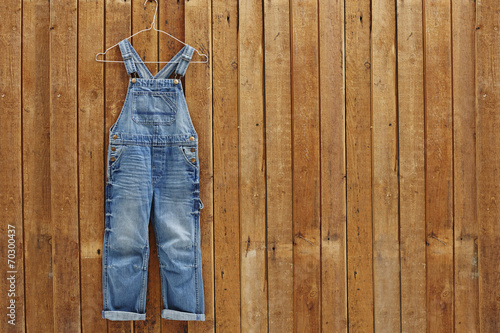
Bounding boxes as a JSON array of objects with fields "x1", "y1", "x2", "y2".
[{"x1": 102, "y1": 38, "x2": 205, "y2": 321}]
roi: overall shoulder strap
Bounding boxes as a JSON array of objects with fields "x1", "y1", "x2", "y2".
[
  {"x1": 154, "y1": 44, "x2": 195, "y2": 80},
  {"x1": 174, "y1": 45, "x2": 195, "y2": 77},
  {"x1": 118, "y1": 39, "x2": 153, "y2": 79}
]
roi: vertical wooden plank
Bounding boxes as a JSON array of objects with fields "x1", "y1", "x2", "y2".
[
  {"x1": 212, "y1": 0, "x2": 241, "y2": 331},
  {"x1": 104, "y1": 0, "x2": 133, "y2": 331},
  {"x1": 291, "y1": 0, "x2": 321, "y2": 331},
  {"x1": 159, "y1": 1, "x2": 188, "y2": 332},
  {"x1": 452, "y1": 0, "x2": 479, "y2": 332},
  {"x1": 78, "y1": 0, "x2": 107, "y2": 332},
  {"x1": 185, "y1": 0, "x2": 215, "y2": 331},
  {"x1": 239, "y1": 0, "x2": 267, "y2": 331},
  {"x1": 423, "y1": 0, "x2": 454, "y2": 331},
  {"x1": 0, "y1": 1, "x2": 24, "y2": 332},
  {"x1": 345, "y1": 0, "x2": 374, "y2": 330},
  {"x1": 476, "y1": 0, "x2": 500, "y2": 330},
  {"x1": 264, "y1": 0, "x2": 293, "y2": 332},
  {"x1": 22, "y1": 0, "x2": 54, "y2": 332},
  {"x1": 49, "y1": 0, "x2": 81, "y2": 331},
  {"x1": 130, "y1": 2, "x2": 162, "y2": 332},
  {"x1": 396, "y1": 0, "x2": 427, "y2": 331},
  {"x1": 372, "y1": 0, "x2": 400, "y2": 331},
  {"x1": 159, "y1": 0, "x2": 185, "y2": 56},
  {"x1": 318, "y1": 0, "x2": 347, "y2": 331}
]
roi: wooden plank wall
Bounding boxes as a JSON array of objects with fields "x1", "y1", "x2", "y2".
[{"x1": 0, "y1": 0, "x2": 499, "y2": 332}]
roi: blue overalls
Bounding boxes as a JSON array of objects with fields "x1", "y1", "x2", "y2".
[{"x1": 102, "y1": 38, "x2": 205, "y2": 321}]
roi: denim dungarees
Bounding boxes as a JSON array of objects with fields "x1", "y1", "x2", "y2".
[{"x1": 102, "y1": 38, "x2": 205, "y2": 321}]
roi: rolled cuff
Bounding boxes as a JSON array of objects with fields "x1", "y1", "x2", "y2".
[
  {"x1": 161, "y1": 309, "x2": 205, "y2": 321},
  {"x1": 102, "y1": 310, "x2": 146, "y2": 321}
]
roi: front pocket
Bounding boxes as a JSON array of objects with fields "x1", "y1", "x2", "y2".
[{"x1": 132, "y1": 91, "x2": 177, "y2": 125}]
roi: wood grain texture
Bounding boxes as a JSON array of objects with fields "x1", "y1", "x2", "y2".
[
  {"x1": 345, "y1": 0, "x2": 374, "y2": 331},
  {"x1": 49, "y1": 0, "x2": 81, "y2": 331},
  {"x1": 185, "y1": 0, "x2": 214, "y2": 331},
  {"x1": 0, "y1": 1, "x2": 24, "y2": 332},
  {"x1": 452, "y1": 0, "x2": 479, "y2": 332},
  {"x1": 476, "y1": 0, "x2": 500, "y2": 331},
  {"x1": 21, "y1": 1, "x2": 54, "y2": 332},
  {"x1": 264, "y1": 0, "x2": 293, "y2": 332},
  {"x1": 78, "y1": 0, "x2": 107, "y2": 332},
  {"x1": 318, "y1": 0, "x2": 347, "y2": 331},
  {"x1": 212, "y1": 0, "x2": 241, "y2": 331},
  {"x1": 159, "y1": 0, "x2": 185, "y2": 60},
  {"x1": 1, "y1": 0, "x2": 497, "y2": 331},
  {"x1": 239, "y1": 0, "x2": 267, "y2": 332},
  {"x1": 291, "y1": 0, "x2": 321, "y2": 331},
  {"x1": 396, "y1": 0, "x2": 427, "y2": 331},
  {"x1": 424, "y1": 0, "x2": 454, "y2": 331},
  {"x1": 372, "y1": 0, "x2": 400, "y2": 331}
]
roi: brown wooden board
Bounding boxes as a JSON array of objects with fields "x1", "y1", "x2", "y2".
[
  {"x1": 396, "y1": 0, "x2": 427, "y2": 331},
  {"x1": 78, "y1": 0, "x2": 108, "y2": 332},
  {"x1": 0, "y1": 1, "x2": 24, "y2": 332},
  {"x1": 452, "y1": 0, "x2": 480, "y2": 331},
  {"x1": 345, "y1": 0, "x2": 374, "y2": 331},
  {"x1": 476, "y1": 0, "x2": 500, "y2": 330},
  {"x1": 239, "y1": 0, "x2": 267, "y2": 331},
  {"x1": 21, "y1": 0, "x2": 54, "y2": 331},
  {"x1": 424, "y1": 0, "x2": 454, "y2": 331},
  {"x1": 318, "y1": 0, "x2": 347, "y2": 331},
  {"x1": 372, "y1": 0, "x2": 400, "y2": 331},
  {"x1": 264, "y1": 0, "x2": 294, "y2": 331},
  {"x1": 291, "y1": 0, "x2": 321, "y2": 331},
  {"x1": 49, "y1": 0, "x2": 81, "y2": 331},
  {"x1": 212, "y1": 0, "x2": 241, "y2": 331}
]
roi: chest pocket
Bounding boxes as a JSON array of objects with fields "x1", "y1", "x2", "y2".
[{"x1": 132, "y1": 91, "x2": 178, "y2": 125}]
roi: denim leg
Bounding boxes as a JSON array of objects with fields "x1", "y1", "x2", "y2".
[
  {"x1": 102, "y1": 145, "x2": 153, "y2": 321},
  {"x1": 150, "y1": 145, "x2": 205, "y2": 321}
]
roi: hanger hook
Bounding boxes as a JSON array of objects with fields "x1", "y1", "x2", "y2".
[
  {"x1": 96, "y1": 0, "x2": 210, "y2": 64},
  {"x1": 143, "y1": 0, "x2": 159, "y2": 30}
]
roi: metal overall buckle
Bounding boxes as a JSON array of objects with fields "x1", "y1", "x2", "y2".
[{"x1": 173, "y1": 73, "x2": 182, "y2": 84}]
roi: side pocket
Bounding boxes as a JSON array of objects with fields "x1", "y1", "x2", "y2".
[
  {"x1": 178, "y1": 145, "x2": 199, "y2": 170},
  {"x1": 108, "y1": 144, "x2": 127, "y2": 171}
]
